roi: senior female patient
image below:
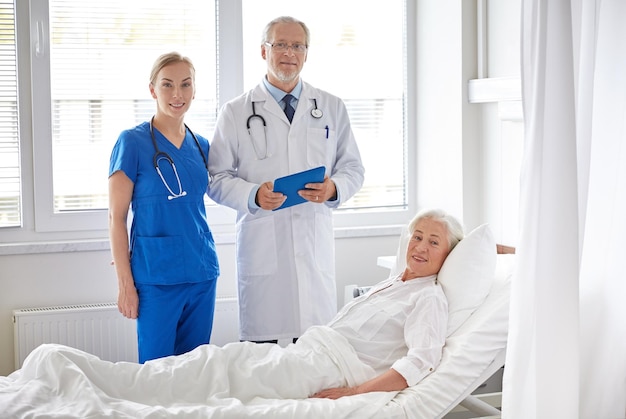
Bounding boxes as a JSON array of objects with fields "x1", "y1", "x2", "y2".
[
  {"x1": 312, "y1": 207, "x2": 464, "y2": 399},
  {"x1": 12, "y1": 208, "x2": 463, "y2": 404}
]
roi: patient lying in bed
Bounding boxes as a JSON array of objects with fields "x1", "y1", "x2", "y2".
[
  {"x1": 0, "y1": 208, "x2": 470, "y2": 414},
  {"x1": 312, "y1": 208, "x2": 464, "y2": 399}
]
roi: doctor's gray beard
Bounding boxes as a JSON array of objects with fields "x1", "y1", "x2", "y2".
[{"x1": 273, "y1": 68, "x2": 299, "y2": 84}]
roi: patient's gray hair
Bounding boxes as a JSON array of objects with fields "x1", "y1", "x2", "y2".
[{"x1": 408, "y1": 209, "x2": 464, "y2": 251}]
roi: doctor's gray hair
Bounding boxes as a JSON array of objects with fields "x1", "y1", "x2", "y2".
[
  {"x1": 262, "y1": 16, "x2": 311, "y2": 46},
  {"x1": 408, "y1": 208, "x2": 465, "y2": 251},
  {"x1": 149, "y1": 52, "x2": 196, "y2": 86}
]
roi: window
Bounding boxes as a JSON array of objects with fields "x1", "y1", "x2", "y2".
[
  {"x1": 0, "y1": 0, "x2": 19, "y2": 228},
  {"x1": 30, "y1": 0, "x2": 218, "y2": 232},
  {"x1": 241, "y1": 0, "x2": 408, "y2": 216},
  {"x1": 5, "y1": 0, "x2": 415, "y2": 241}
]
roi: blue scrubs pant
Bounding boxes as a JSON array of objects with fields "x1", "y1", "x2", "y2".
[{"x1": 135, "y1": 280, "x2": 217, "y2": 363}]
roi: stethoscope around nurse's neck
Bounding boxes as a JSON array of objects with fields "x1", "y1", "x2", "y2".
[
  {"x1": 150, "y1": 116, "x2": 207, "y2": 200},
  {"x1": 246, "y1": 98, "x2": 323, "y2": 160}
]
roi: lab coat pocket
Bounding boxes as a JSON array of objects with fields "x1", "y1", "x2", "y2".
[
  {"x1": 131, "y1": 235, "x2": 184, "y2": 284},
  {"x1": 306, "y1": 127, "x2": 336, "y2": 168},
  {"x1": 314, "y1": 212, "x2": 334, "y2": 273},
  {"x1": 237, "y1": 216, "x2": 278, "y2": 276}
]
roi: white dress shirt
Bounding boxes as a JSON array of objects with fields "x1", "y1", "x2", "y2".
[{"x1": 328, "y1": 274, "x2": 448, "y2": 386}]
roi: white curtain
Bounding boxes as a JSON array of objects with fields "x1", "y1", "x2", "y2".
[{"x1": 502, "y1": 0, "x2": 626, "y2": 418}]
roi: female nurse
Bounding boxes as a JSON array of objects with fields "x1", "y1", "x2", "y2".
[{"x1": 108, "y1": 52, "x2": 219, "y2": 363}]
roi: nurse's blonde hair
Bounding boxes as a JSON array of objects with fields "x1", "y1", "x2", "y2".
[{"x1": 149, "y1": 52, "x2": 196, "y2": 86}]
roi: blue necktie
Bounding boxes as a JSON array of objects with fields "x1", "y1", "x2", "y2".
[{"x1": 283, "y1": 94, "x2": 295, "y2": 123}]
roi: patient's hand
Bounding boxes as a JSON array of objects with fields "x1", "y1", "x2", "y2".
[
  {"x1": 310, "y1": 386, "x2": 356, "y2": 400},
  {"x1": 312, "y1": 369, "x2": 408, "y2": 399}
]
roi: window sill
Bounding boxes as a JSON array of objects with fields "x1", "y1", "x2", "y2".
[{"x1": 0, "y1": 225, "x2": 404, "y2": 256}]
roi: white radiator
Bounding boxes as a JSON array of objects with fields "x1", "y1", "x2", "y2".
[{"x1": 13, "y1": 297, "x2": 239, "y2": 369}]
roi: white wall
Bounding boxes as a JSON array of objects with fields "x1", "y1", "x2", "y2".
[
  {"x1": 413, "y1": 0, "x2": 523, "y2": 240},
  {"x1": 0, "y1": 0, "x2": 524, "y2": 376}
]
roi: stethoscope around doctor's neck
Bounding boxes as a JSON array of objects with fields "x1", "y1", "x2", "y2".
[
  {"x1": 246, "y1": 98, "x2": 323, "y2": 160},
  {"x1": 150, "y1": 117, "x2": 208, "y2": 200}
]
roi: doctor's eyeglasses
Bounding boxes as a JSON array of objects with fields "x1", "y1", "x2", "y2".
[{"x1": 264, "y1": 42, "x2": 308, "y2": 54}]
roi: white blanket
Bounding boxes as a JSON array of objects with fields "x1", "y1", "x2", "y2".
[{"x1": 0, "y1": 326, "x2": 399, "y2": 419}]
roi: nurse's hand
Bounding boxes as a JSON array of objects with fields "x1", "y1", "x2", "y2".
[
  {"x1": 256, "y1": 181, "x2": 287, "y2": 210},
  {"x1": 300, "y1": 176, "x2": 337, "y2": 203},
  {"x1": 118, "y1": 282, "x2": 139, "y2": 319}
]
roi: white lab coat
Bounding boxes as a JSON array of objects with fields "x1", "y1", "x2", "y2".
[{"x1": 208, "y1": 80, "x2": 365, "y2": 341}]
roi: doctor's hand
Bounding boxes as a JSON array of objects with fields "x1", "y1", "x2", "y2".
[
  {"x1": 256, "y1": 181, "x2": 287, "y2": 210},
  {"x1": 299, "y1": 176, "x2": 337, "y2": 203}
]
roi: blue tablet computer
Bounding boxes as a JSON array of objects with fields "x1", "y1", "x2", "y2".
[{"x1": 272, "y1": 166, "x2": 325, "y2": 210}]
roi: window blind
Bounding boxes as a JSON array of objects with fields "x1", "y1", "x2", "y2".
[{"x1": 0, "y1": 0, "x2": 19, "y2": 228}]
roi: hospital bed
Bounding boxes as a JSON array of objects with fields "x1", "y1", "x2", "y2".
[{"x1": 0, "y1": 224, "x2": 512, "y2": 418}]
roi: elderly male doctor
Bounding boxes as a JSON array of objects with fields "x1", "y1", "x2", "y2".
[{"x1": 208, "y1": 16, "x2": 364, "y2": 344}]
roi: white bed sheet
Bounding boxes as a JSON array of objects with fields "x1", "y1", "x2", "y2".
[
  {"x1": 0, "y1": 325, "x2": 396, "y2": 419},
  {"x1": 0, "y1": 255, "x2": 513, "y2": 419}
]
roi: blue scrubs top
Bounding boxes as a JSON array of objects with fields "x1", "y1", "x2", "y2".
[{"x1": 109, "y1": 122, "x2": 219, "y2": 285}]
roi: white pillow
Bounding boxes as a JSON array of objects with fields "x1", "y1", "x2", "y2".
[{"x1": 438, "y1": 223, "x2": 497, "y2": 336}]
